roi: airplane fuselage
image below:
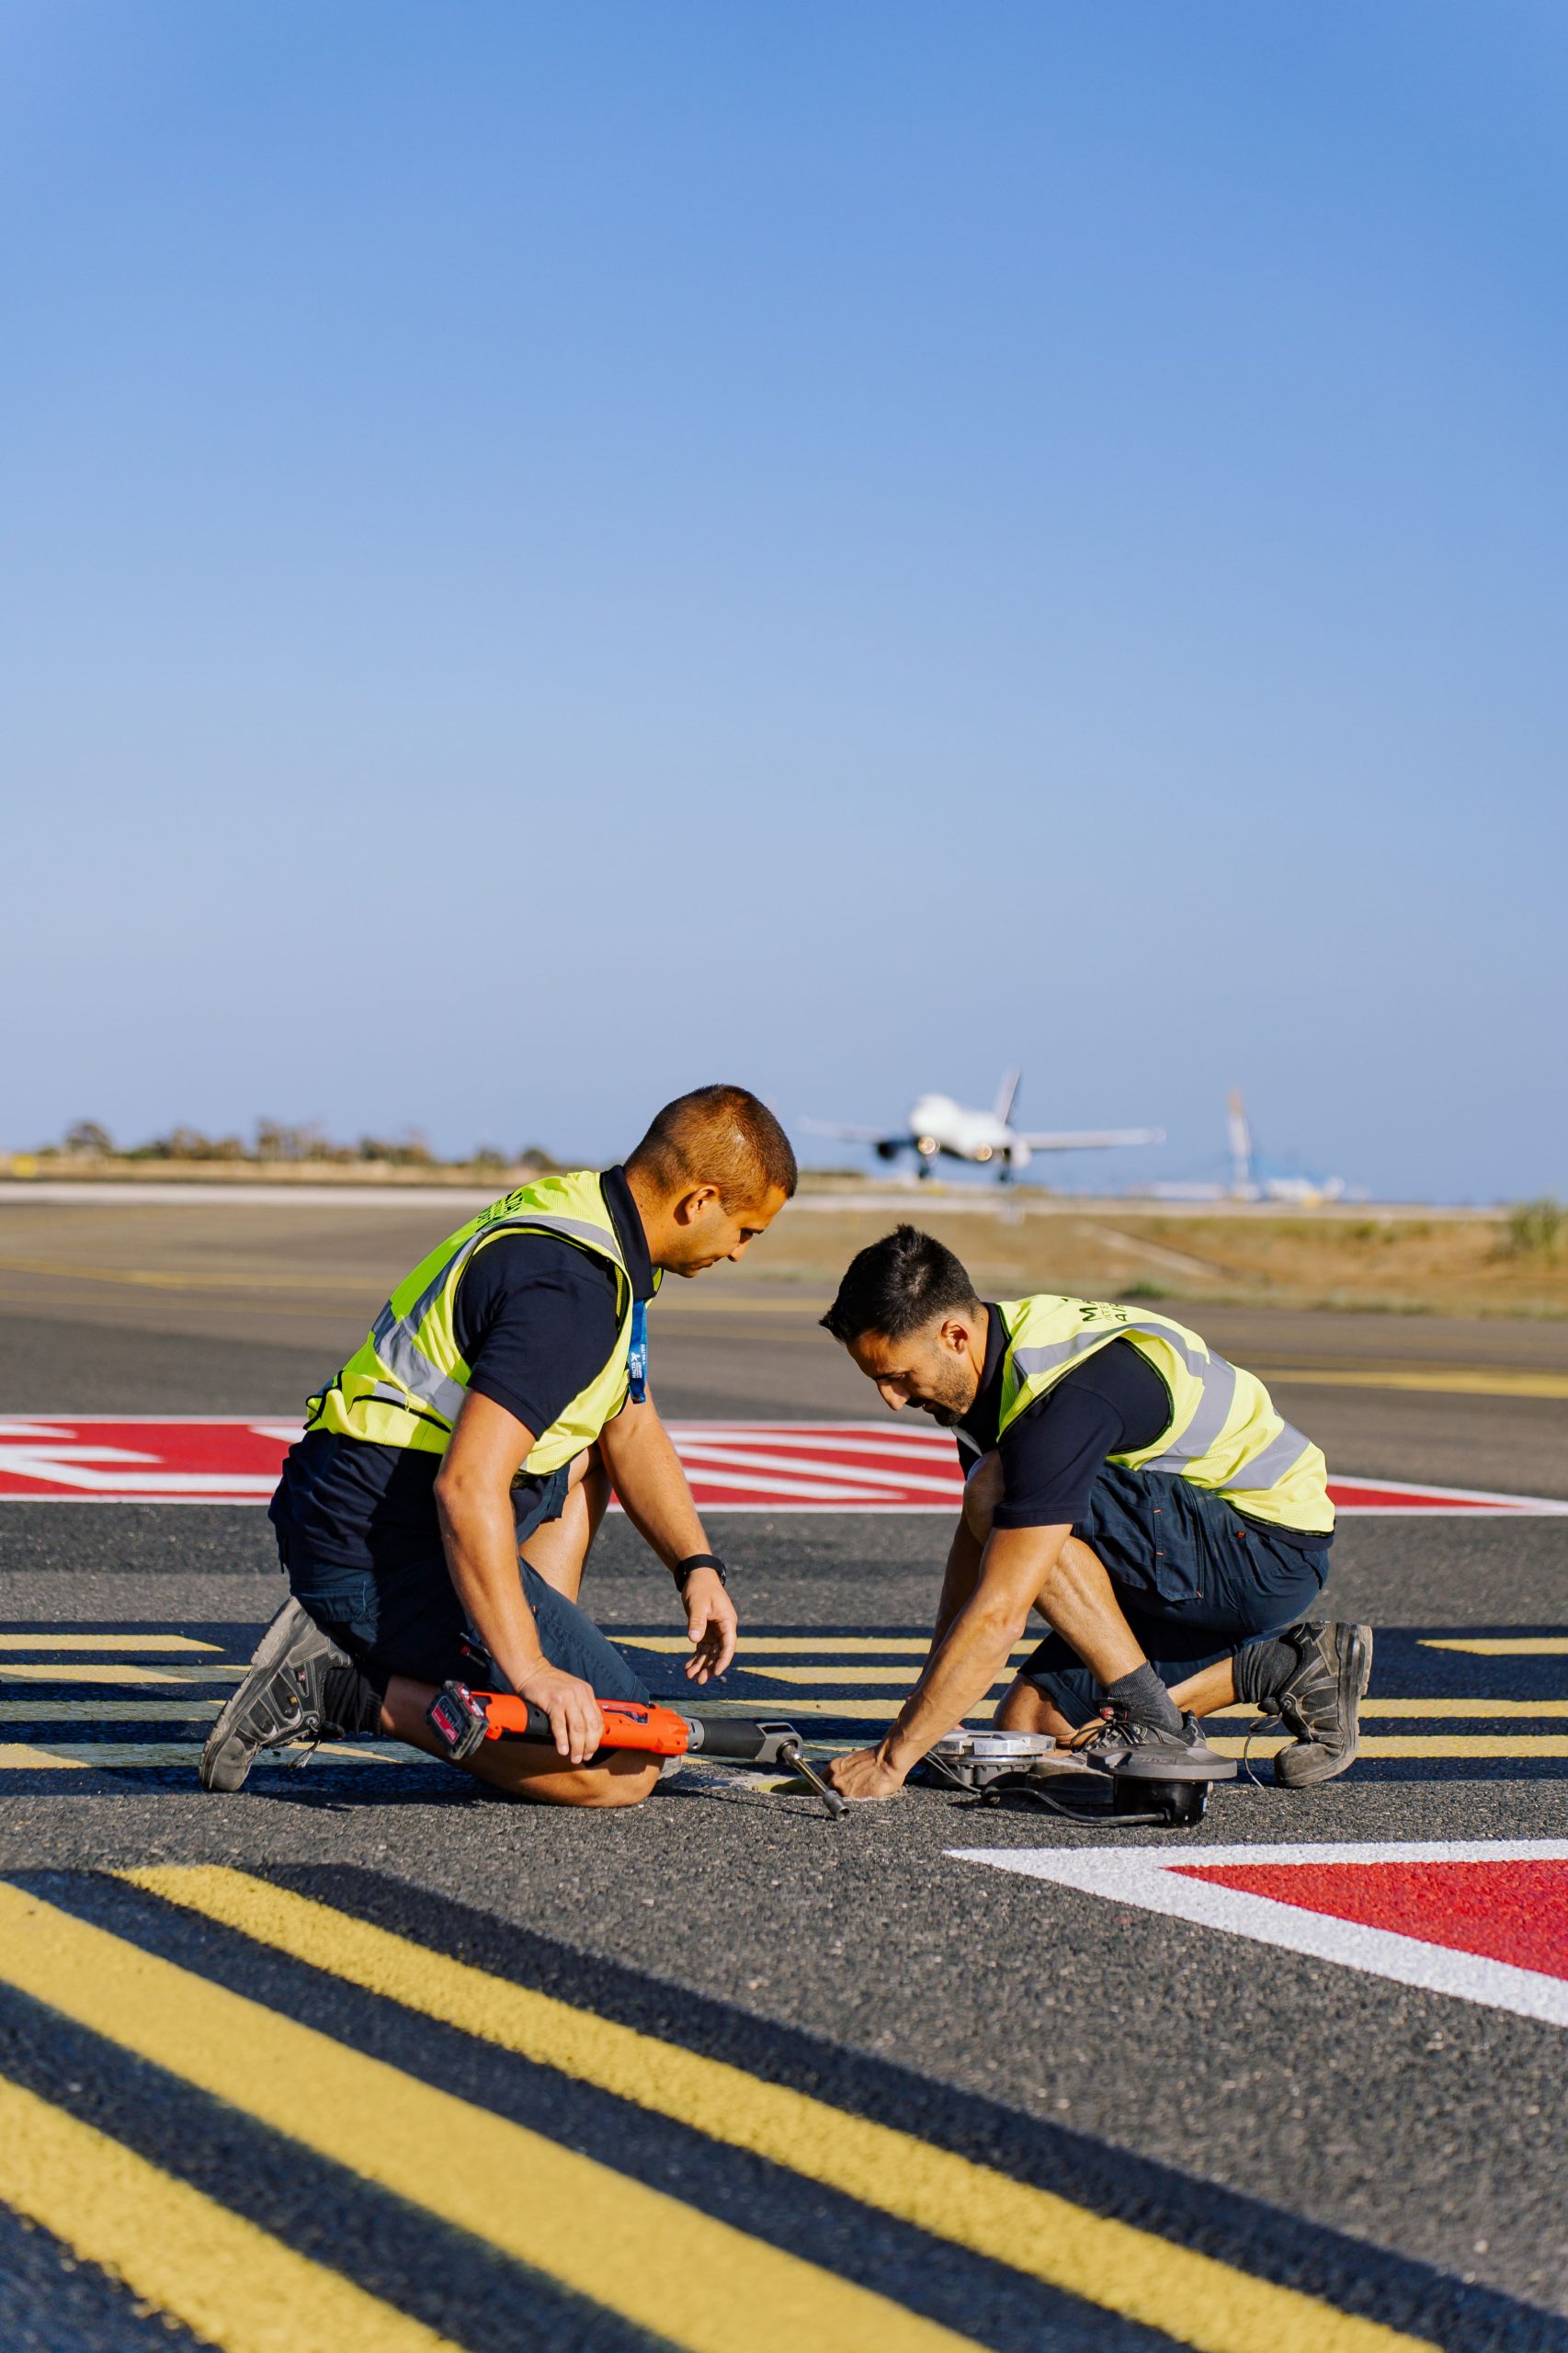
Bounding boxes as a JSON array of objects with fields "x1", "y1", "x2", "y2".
[{"x1": 903, "y1": 1092, "x2": 1017, "y2": 1168}]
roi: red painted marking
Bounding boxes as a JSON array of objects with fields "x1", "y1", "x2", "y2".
[
  {"x1": 1176, "y1": 1859, "x2": 1568, "y2": 1982},
  {"x1": 1329, "y1": 1482, "x2": 1486, "y2": 1512},
  {"x1": 0, "y1": 1417, "x2": 1560, "y2": 1511}
]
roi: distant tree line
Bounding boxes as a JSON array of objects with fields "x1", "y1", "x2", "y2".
[{"x1": 39, "y1": 1120, "x2": 560, "y2": 1172}]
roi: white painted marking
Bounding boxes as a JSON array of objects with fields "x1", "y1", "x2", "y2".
[{"x1": 948, "y1": 1840, "x2": 1568, "y2": 2029}]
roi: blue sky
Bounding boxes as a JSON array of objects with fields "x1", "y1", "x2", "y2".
[{"x1": 3, "y1": 2, "x2": 1563, "y2": 1199}]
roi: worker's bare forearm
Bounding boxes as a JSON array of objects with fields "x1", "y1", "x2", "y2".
[
  {"x1": 886, "y1": 1525, "x2": 1068, "y2": 1775},
  {"x1": 597, "y1": 1399, "x2": 709, "y2": 1569},
  {"x1": 930, "y1": 1518, "x2": 983, "y2": 1652},
  {"x1": 882, "y1": 1598, "x2": 1025, "y2": 1774},
  {"x1": 435, "y1": 1482, "x2": 545, "y2": 1688}
]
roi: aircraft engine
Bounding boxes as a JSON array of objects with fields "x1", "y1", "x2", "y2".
[
  {"x1": 1005, "y1": 1138, "x2": 1032, "y2": 1178},
  {"x1": 875, "y1": 1140, "x2": 902, "y2": 1162}
]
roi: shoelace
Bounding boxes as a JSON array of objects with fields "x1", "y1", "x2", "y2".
[
  {"x1": 1069, "y1": 1704, "x2": 1202, "y2": 1755},
  {"x1": 1239, "y1": 1694, "x2": 1281, "y2": 1790}
]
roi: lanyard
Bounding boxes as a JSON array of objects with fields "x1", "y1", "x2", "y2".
[{"x1": 627, "y1": 1297, "x2": 649, "y2": 1404}]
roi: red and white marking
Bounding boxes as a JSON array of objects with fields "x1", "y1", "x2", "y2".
[
  {"x1": 0, "y1": 1416, "x2": 1563, "y2": 1512},
  {"x1": 950, "y1": 1840, "x2": 1568, "y2": 2029}
]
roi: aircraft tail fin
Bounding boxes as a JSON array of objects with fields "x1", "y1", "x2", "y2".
[
  {"x1": 1227, "y1": 1089, "x2": 1254, "y2": 1197},
  {"x1": 993, "y1": 1068, "x2": 1022, "y2": 1126}
]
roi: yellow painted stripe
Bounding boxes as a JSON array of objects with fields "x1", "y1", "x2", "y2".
[
  {"x1": 0, "y1": 1254, "x2": 365, "y2": 1295},
  {"x1": 750, "y1": 1665, "x2": 950, "y2": 1686},
  {"x1": 0, "y1": 1881, "x2": 980, "y2": 2353},
  {"x1": 0, "y1": 1699, "x2": 221, "y2": 1722},
  {"x1": 1422, "y1": 1637, "x2": 1568, "y2": 1655},
  {"x1": 1210, "y1": 1734, "x2": 1568, "y2": 1759},
  {"x1": 128, "y1": 1867, "x2": 1434, "y2": 2353},
  {"x1": 0, "y1": 2074, "x2": 459, "y2": 2353},
  {"x1": 0, "y1": 1662, "x2": 243, "y2": 1685},
  {"x1": 0, "y1": 1633, "x2": 221, "y2": 1653},
  {"x1": 1209, "y1": 1699, "x2": 1568, "y2": 1722},
  {"x1": 0, "y1": 1741, "x2": 420, "y2": 1771},
  {"x1": 696, "y1": 1695, "x2": 999, "y2": 1722},
  {"x1": 623, "y1": 1636, "x2": 1035, "y2": 1656},
  {"x1": 1257, "y1": 1367, "x2": 1568, "y2": 1400}
]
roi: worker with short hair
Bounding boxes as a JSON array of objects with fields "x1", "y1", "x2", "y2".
[
  {"x1": 202, "y1": 1086, "x2": 796, "y2": 1808},
  {"x1": 818, "y1": 1225, "x2": 1369, "y2": 1802}
]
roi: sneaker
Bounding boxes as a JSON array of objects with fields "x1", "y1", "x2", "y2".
[
  {"x1": 1267, "y1": 1620, "x2": 1373, "y2": 1788},
  {"x1": 1070, "y1": 1705, "x2": 1236, "y2": 1782},
  {"x1": 199, "y1": 1597, "x2": 353, "y2": 1792}
]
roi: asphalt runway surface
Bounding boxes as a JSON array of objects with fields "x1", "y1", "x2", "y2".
[{"x1": 2, "y1": 1243, "x2": 1567, "y2": 2349}]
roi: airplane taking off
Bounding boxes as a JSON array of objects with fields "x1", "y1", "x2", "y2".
[{"x1": 801, "y1": 1072, "x2": 1164, "y2": 1182}]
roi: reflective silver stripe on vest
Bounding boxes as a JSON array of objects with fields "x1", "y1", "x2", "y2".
[
  {"x1": 1009, "y1": 1317, "x2": 1209, "y2": 1390},
  {"x1": 370, "y1": 1302, "x2": 468, "y2": 1426},
  {"x1": 404, "y1": 1211, "x2": 626, "y2": 1334},
  {"x1": 1221, "y1": 1419, "x2": 1312, "y2": 1495},
  {"x1": 1140, "y1": 1354, "x2": 1237, "y2": 1472}
]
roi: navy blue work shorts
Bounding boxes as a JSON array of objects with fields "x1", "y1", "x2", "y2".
[
  {"x1": 1017, "y1": 1461, "x2": 1330, "y2": 1721},
  {"x1": 277, "y1": 1468, "x2": 650, "y2": 1704}
]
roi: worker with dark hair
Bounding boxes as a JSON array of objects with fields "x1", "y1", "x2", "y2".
[
  {"x1": 818, "y1": 1225, "x2": 1369, "y2": 1803},
  {"x1": 202, "y1": 1086, "x2": 797, "y2": 1808}
]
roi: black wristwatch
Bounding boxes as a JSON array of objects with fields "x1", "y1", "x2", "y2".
[{"x1": 673, "y1": 1552, "x2": 728, "y2": 1592}]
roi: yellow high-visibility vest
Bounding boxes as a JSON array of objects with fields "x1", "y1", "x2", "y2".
[
  {"x1": 993, "y1": 1294, "x2": 1333, "y2": 1534},
  {"x1": 305, "y1": 1170, "x2": 655, "y2": 1473}
]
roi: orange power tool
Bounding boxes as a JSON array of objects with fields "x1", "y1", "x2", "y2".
[{"x1": 426, "y1": 1680, "x2": 846, "y2": 1816}]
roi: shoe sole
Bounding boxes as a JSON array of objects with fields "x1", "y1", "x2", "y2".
[
  {"x1": 199, "y1": 1596, "x2": 320, "y2": 1793},
  {"x1": 1275, "y1": 1622, "x2": 1373, "y2": 1788}
]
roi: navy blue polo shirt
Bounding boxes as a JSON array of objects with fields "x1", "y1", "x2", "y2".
[
  {"x1": 954, "y1": 1312, "x2": 1171, "y2": 1529},
  {"x1": 270, "y1": 1166, "x2": 653, "y2": 1573}
]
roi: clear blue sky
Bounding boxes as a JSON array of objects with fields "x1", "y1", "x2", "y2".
[{"x1": 4, "y1": 2, "x2": 1563, "y2": 1199}]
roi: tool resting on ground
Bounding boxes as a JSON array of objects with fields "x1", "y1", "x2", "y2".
[{"x1": 426, "y1": 1682, "x2": 846, "y2": 1817}]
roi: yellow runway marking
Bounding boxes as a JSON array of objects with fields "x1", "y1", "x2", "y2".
[
  {"x1": 0, "y1": 1662, "x2": 243, "y2": 1685},
  {"x1": 0, "y1": 1255, "x2": 369, "y2": 1296},
  {"x1": 0, "y1": 2075, "x2": 460, "y2": 2353},
  {"x1": 1423, "y1": 1637, "x2": 1568, "y2": 1655},
  {"x1": 1210, "y1": 1734, "x2": 1568, "y2": 1760},
  {"x1": 748, "y1": 1678, "x2": 1568, "y2": 1722},
  {"x1": 128, "y1": 1868, "x2": 1434, "y2": 2353},
  {"x1": 749, "y1": 1664, "x2": 983, "y2": 1686},
  {"x1": 0, "y1": 1881, "x2": 981, "y2": 2353},
  {"x1": 0, "y1": 1740, "x2": 417, "y2": 1770},
  {"x1": 0, "y1": 1699, "x2": 221, "y2": 1722},
  {"x1": 1257, "y1": 1367, "x2": 1568, "y2": 1400},
  {"x1": 696, "y1": 1694, "x2": 999, "y2": 1721},
  {"x1": 0, "y1": 1633, "x2": 222, "y2": 1653},
  {"x1": 1208, "y1": 1699, "x2": 1568, "y2": 1721},
  {"x1": 631, "y1": 1637, "x2": 960, "y2": 1656}
]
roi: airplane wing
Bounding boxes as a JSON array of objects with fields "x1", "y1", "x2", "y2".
[
  {"x1": 1017, "y1": 1127, "x2": 1165, "y2": 1151},
  {"x1": 798, "y1": 1117, "x2": 914, "y2": 1146}
]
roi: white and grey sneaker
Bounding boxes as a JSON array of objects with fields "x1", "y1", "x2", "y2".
[
  {"x1": 1070, "y1": 1703, "x2": 1235, "y2": 1782},
  {"x1": 199, "y1": 1597, "x2": 354, "y2": 1792}
]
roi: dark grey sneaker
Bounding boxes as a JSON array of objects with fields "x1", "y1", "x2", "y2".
[
  {"x1": 1268, "y1": 1621, "x2": 1373, "y2": 1787},
  {"x1": 1071, "y1": 1705, "x2": 1236, "y2": 1782},
  {"x1": 199, "y1": 1597, "x2": 353, "y2": 1791}
]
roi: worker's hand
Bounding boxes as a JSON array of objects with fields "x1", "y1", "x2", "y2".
[
  {"x1": 827, "y1": 1745, "x2": 909, "y2": 1803},
  {"x1": 515, "y1": 1664, "x2": 605, "y2": 1766},
  {"x1": 681, "y1": 1568, "x2": 738, "y2": 1683}
]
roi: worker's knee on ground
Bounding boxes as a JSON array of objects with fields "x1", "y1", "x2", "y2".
[
  {"x1": 509, "y1": 1748, "x2": 660, "y2": 1808},
  {"x1": 962, "y1": 1450, "x2": 1004, "y2": 1540},
  {"x1": 994, "y1": 1675, "x2": 1038, "y2": 1729},
  {"x1": 565, "y1": 1752, "x2": 661, "y2": 1808},
  {"x1": 995, "y1": 1677, "x2": 1079, "y2": 1740}
]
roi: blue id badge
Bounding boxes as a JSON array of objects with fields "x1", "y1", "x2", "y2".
[{"x1": 628, "y1": 1298, "x2": 649, "y2": 1404}]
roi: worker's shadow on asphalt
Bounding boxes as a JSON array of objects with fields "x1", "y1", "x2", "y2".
[{"x1": 225, "y1": 1766, "x2": 847, "y2": 1821}]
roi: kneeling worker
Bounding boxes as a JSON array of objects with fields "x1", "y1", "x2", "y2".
[
  {"x1": 818, "y1": 1227, "x2": 1369, "y2": 1803},
  {"x1": 202, "y1": 1086, "x2": 796, "y2": 1807}
]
